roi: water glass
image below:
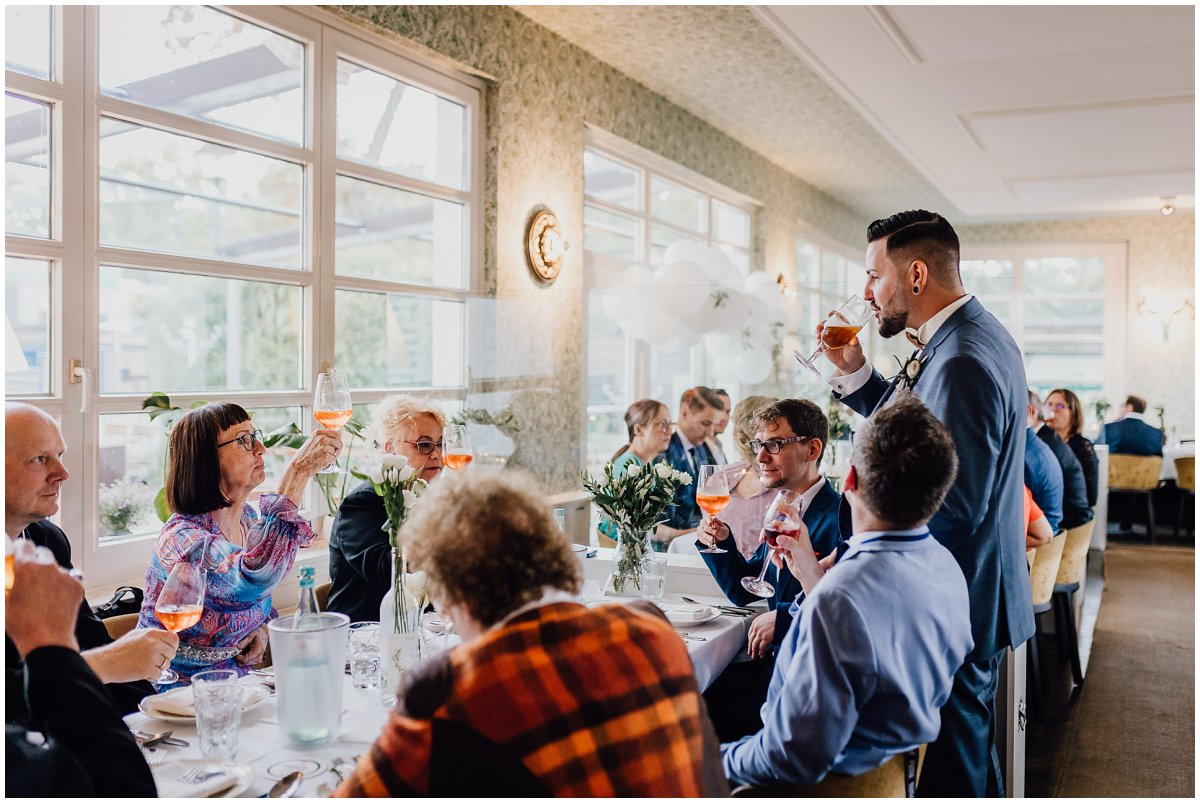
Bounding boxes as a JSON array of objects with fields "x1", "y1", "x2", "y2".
[
  {"x1": 348, "y1": 622, "x2": 381, "y2": 690},
  {"x1": 419, "y1": 611, "x2": 459, "y2": 657},
  {"x1": 645, "y1": 555, "x2": 668, "y2": 602},
  {"x1": 192, "y1": 669, "x2": 242, "y2": 764}
]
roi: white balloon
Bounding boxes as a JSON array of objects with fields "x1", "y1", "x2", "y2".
[
  {"x1": 640, "y1": 314, "x2": 675, "y2": 346},
  {"x1": 744, "y1": 271, "x2": 782, "y2": 308},
  {"x1": 603, "y1": 285, "x2": 631, "y2": 322},
  {"x1": 781, "y1": 296, "x2": 804, "y2": 329},
  {"x1": 662, "y1": 240, "x2": 709, "y2": 269},
  {"x1": 682, "y1": 306, "x2": 716, "y2": 337},
  {"x1": 704, "y1": 332, "x2": 738, "y2": 357},
  {"x1": 736, "y1": 348, "x2": 773, "y2": 385},
  {"x1": 620, "y1": 317, "x2": 647, "y2": 341},
  {"x1": 621, "y1": 264, "x2": 656, "y2": 319},
  {"x1": 700, "y1": 249, "x2": 742, "y2": 287},
  {"x1": 672, "y1": 320, "x2": 702, "y2": 348},
  {"x1": 658, "y1": 260, "x2": 714, "y2": 316},
  {"x1": 713, "y1": 289, "x2": 752, "y2": 333}
]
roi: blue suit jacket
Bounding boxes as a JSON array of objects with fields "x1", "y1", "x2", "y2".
[
  {"x1": 836, "y1": 297, "x2": 1034, "y2": 660},
  {"x1": 1101, "y1": 417, "x2": 1164, "y2": 456},
  {"x1": 1024, "y1": 428, "x2": 1064, "y2": 533},
  {"x1": 659, "y1": 432, "x2": 713, "y2": 530},
  {"x1": 1035, "y1": 426, "x2": 1092, "y2": 530},
  {"x1": 697, "y1": 480, "x2": 843, "y2": 647}
]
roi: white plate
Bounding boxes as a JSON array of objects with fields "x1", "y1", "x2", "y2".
[
  {"x1": 139, "y1": 683, "x2": 270, "y2": 723},
  {"x1": 153, "y1": 759, "x2": 253, "y2": 798},
  {"x1": 660, "y1": 604, "x2": 721, "y2": 627}
]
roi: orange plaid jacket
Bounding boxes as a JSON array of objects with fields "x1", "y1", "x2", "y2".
[{"x1": 335, "y1": 600, "x2": 728, "y2": 797}]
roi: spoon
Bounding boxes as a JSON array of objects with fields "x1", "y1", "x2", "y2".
[{"x1": 260, "y1": 771, "x2": 303, "y2": 798}]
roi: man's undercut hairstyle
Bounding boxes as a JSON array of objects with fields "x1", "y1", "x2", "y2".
[
  {"x1": 867, "y1": 210, "x2": 961, "y2": 286},
  {"x1": 751, "y1": 398, "x2": 829, "y2": 466},
  {"x1": 682, "y1": 386, "x2": 724, "y2": 413},
  {"x1": 1125, "y1": 394, "x2": 1147, "y2": 414},
  {"x1": 852, "y1": 395, "x2": 958, "y2": 528},
  {"x1": 167, "y1": 402, "x2": 252, "y2": 515}
]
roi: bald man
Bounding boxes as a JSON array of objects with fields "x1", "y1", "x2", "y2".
[{"x1": 6, "y1": 403, "x2": 177, "y2": 721}]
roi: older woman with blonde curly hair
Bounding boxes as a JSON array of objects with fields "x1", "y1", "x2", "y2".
[
  {"x1": 327, "y1": 394, "x2": 446, "y2": 622},
  {"x1": 334, "y1": 469, "x2": 725, "y2": 797}
]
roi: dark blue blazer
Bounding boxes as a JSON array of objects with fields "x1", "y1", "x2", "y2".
[
  {"x1": 836, "y1": 297, "x2": 1035, "y2": 661},
  {"x1": 1102, "y1": 417, "x2": 1164, "y2": 457},
  {"x1": 1036, "y1": 426, "x2": 1092, "y2": 530},
  {"x1": 659, "y1": 432, "x2": 713, "y2": 530},
  {"x1": 1024, "y1": 428, "x2": 1064, "y2": 533},
  {"x1": 697, "y1": 480, "x2": 842, "y2": 647}
]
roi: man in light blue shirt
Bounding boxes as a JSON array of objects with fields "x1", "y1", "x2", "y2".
[{"x1": 721, "y1": 395, "x2": 973, "y2": 789}]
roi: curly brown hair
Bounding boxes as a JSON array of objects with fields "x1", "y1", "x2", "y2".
[{"x1": 402, "y1": 469, "x2": 581, "y2": 627}]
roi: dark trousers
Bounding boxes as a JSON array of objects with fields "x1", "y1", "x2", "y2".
[
  {"x1": 917, "y1": 650, "x2": 1005, "y2": 798},
  {"x1": 701, "y1": 657, "x2": 775, "y2": 743}
]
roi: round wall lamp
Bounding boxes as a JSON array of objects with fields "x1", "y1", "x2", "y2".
[{"x1": 526, "y1": 207, "x2": 568, "y2": 284}]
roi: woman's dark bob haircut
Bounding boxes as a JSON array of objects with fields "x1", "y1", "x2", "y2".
[{"x1": 166, "y1": 402, "x2": 252, "y2": 516}]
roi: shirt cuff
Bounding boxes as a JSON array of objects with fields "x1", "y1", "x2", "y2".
[{"x1": 828, "y1": 359, "x2": 874, "y2": 397}]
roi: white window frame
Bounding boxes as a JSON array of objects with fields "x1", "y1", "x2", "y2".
[{"x1": 5, "y1": 5, "x2": 484, "y2": 588}]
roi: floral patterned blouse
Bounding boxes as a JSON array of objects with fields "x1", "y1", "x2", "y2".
[{"x1": 138, "y1": 493, "x2": 316, "y2": 679}]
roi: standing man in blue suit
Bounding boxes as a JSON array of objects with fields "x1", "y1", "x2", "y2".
[
  {"x1": 820, "y1": 210, "x2": 1033, "y2": 797},
  {"x1": 657, "y1": 387, "x2": 724, "y2": 547},
  {"x1": 1100, "y1": 395, "x2": 1165, "y2": 456}
]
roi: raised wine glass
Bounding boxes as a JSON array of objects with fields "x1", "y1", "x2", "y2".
[
  {"x1": 794, "y1": 295, "x2": 874, "y2": 379},
  {"x1": 443, "y1": 424, "x2": 473, "y2": 471},
  {"x1": 740, "y1": 488, "x2": 803, "y2": 598},
  {"x1": 153, "y1": 554, "x2": 208, "y2": 686},
  {"x1": 313, "y1": 370, "x2": 352, "y2": 474},
  {"x1": 695, "y1": 464, "x2": 731, "y2": 554}
]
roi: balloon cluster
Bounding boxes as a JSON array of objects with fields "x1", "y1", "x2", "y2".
[{"x1": 602, "y1": 241, "x2": 804, "y2": 385}]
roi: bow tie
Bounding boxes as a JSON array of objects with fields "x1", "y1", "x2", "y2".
[{"x1": 903, "y1": 328, "x2": 926, "y2": 350}]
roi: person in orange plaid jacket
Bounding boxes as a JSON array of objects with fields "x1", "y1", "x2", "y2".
[{"x1": 334, "y1": 470, "x2": 728, "y2": 798}]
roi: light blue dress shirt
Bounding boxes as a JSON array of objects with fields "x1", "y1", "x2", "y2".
[{"x1": 721, "y1": 526, "x2": 974, "y2": 788}]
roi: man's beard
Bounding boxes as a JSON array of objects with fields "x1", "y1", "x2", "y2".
[{"x1": 877, "y1": 307, "x2": 908, "y2": 338}]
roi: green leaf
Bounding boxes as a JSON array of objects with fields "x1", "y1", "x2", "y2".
[{"x1": 153, "y1": 486, "x2": 171, "y2": 523}]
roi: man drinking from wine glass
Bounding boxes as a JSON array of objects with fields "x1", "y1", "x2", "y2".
[
  {"x1": 694, "y1": 398, "x2": 843, "y2": 741},
  {"x1": 656, "y1": 387, "x2": 725, "y2": 548},
  {"x1": 722, "y1": 396, "x2": 972, "y2": 791},
  {"x1": 5, "y1": 403, "x2": 176, "y2": 720}
]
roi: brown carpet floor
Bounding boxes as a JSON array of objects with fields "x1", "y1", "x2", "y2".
[{"x1": 1025, "y1": 544, "x2": 1195, "y2": 797}]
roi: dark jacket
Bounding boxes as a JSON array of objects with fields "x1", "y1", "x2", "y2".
[
  {"x1": 1024, "y1": 428, "x2": 1064, "y2": 533},
  {"x1": 327, "y1": 481, "x2": 392, "y2": 623},
  {"x1": 5, "y1": 520, "x2": 154, "y2": 723},
  {"x1": 1036, "y1": 427, "x2": 1093, "y2": 530},
  {"x1": 1067, "y1": 434, "x2": 1099, "y2": 507},
  {"x1": 658, "y1": 433, "x2": 714, "y2": 530},
  {"x1": 1102, "y1": 417, "x2": 1164, "y2": 457}
]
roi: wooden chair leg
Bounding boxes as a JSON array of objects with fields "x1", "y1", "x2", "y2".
[
  {"x1": 1147, "y1": 491, "x2": 1157, "y2": 545},
  {"x1": 1027, "y1": 627, "x2": 1043, "y2": 721},
  {"x1": 1055, "y1": 590, "x2": 1085, "y2": 688}
]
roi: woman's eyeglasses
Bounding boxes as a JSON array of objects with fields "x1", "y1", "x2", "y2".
[
  {"x1": 405, "y1": 439, "x2": 444, "y2": 456},
  {"x1": 652, "y1": 420, "x2": 672, "y2": 434},
  {"x1": 1043, "y1": 402, "x2": 1068, "y2": 412},
  {"x1": 217, "y1": 430, "x2": 264, "y2": 452}
]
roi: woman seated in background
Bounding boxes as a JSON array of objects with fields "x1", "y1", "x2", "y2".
[
  {"x1": 139, "y1": 403, "x2": 339, "y2": 680},
  {"x1": 596, "y1": 399, "x2": 673, "y2": 546},
  {"x1": 327, "y1": 395, "x2": 445, "y2": 622},
  {"x1": 1044, "y1": 387, "x2": 1099, "y2": 509}
]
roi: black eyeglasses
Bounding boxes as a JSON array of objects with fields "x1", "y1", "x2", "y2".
[
  {"x1": 217, "y1": 429, "x2": 264, "y2": 452},
  {"x1": 748, "y1": 436, "x2": 809, "y2": 455},
  {"x1": 405, "y1": 439, "x2": 444, "y2": 456}
]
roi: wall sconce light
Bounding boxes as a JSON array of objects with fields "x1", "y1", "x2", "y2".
[
  {"x1": 1160, "y1": 196, "x2": 1176, "y2": 216},
  {"x1": 1138, "y1": 293, "x2": 1193, "y2": 340},
  {"x1": 526, "y1": 207, "x2": 568, "y2": 284}
]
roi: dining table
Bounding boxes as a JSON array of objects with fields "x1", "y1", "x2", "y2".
[{"x1": 125, "y1": 552, "x2": 760, "y2": 797}]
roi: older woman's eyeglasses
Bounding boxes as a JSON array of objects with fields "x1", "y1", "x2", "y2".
[
  {"x1": 217, "y1": 430, "x2": 264, "y2": 452},
  {"x1": 405, "y1": 439, "x2": 443, "y2": 456},
  {"x1": 748, "y1": 436, "x2": 809, "y2": 455}
]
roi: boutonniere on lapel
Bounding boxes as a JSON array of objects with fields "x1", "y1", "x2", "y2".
[{"x1": 890, "y1": 351, "x2": 928, "y2": 391}]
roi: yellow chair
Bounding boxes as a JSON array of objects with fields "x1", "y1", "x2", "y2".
[
  {"x1": 730, "y1": 748, "x2": 921, "y2": 797},
  {"x1": 1051, "y1": 519, "x2": 1096, "y2": 689},
  {"x1": 1026, "y1": 531, "x2": 1066, "y2": 719},
  {"x1": 1174, "y1": 456, "x2": 1194, "y2": 540},
  {"x1": 1107, "y1": 454, "x2": 1163, "y2": 543},
  {"x1": 315, "y1": 581, "x2": 332, "y2": 612},
  {"x1": 102, "y1": 612, "x2": 140, "y2": 641}
]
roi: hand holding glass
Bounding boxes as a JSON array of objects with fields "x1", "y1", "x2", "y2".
[
  {"x1": 741, "y1": 488, "x2": 803, "y2": 598},
  {"x1": 695, "y1": 465, "x2": 731, "y2": 554},
  {"x1": 153, "y1": 557, "x2": 207, "y2": 685},
  {"x1": 443, "y1": 424, "x2": 473, "y2": 471},
  {"x1": 794, "y1": 295, "x2": 874, "y2": 379},
  {"x1": 313, "y1": 371, "x2": 351, "y2": 474}
]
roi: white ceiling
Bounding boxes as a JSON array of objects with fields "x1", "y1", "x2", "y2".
[{"x1": 516, "y1": 5, "x2": 1195, "y2": 223}]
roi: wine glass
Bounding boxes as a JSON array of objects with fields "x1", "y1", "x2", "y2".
[
  {"x1": 313, "y1": 370, "x2": 352, "y2": 474},
  {"x1": 153, "y1": 555, "x2": 208, "y2": 686},
  {"x1": 740, "y1": 488, "x2": 803, "y2": 598},
  {"x1": 695, "y1": 464, "x2": 731, "y2": 554},
  {"x1": 443, "y1": 424, "x2": 473, "y2": 471},
  {"x1": 794, "y1": 295, "x2": 874, "y2": 379}
]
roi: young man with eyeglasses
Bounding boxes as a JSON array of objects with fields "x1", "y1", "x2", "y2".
[{"x1": 694, "y1": 398, "x2": 844, "y2": 741}]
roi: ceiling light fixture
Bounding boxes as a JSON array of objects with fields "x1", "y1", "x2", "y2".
[{"x1": 1160, "y1": 196, "x2": 1176, "y2": 216}]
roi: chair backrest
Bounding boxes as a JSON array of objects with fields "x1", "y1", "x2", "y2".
[
  {"x1": 1176, "y1": 456, "x2": 1195, "y2": 493},
  {"x1": 730, "y1": 750, "x2": 907, "y2": 798},
  {"x1": 1054, "y1": 519, "x2": 1096, "y2": 587},
  {"x1": 1029, "y1": 531, "x2": 1067, "y2": 607},
  {"x1": 1108, "y1": 454, "x2": 1163, "y2": 491},
  {"x1": 103, "y1": 612, "x2": 140, "y2": 641},
  {"x1": 667, "y1": 532, "x2": 700, "y2": 555},
  {"x1": 315, "y1": 581, "x2": 332, "y2": 612}
]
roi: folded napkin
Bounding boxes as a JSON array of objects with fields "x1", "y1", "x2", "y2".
[
  {"x1": 153, "y1": 762, "x2": 243, "y2": 798},
  {"x1": 149, "y1": 687, "x2": 196, "y2": 717},
  {"x1": 659, "y1": 604, "x2": 714, "y2": 623}
]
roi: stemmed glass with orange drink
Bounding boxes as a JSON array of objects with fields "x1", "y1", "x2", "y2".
[
  {"x1": 695, "y1": 464, "x2": 731, "y2": 554},
  {"x1": 153, "y1": 552, "x2": 207, "y2": 685},
  {"x1": 793, "y1": 295, "x2": 874, "y2": 379},
  {"x1": 443, "y1": 424, "x2": 473, "y2": 471},
  {"x1": 313, "y1": 370, "x2": 352, "y2": 474}
]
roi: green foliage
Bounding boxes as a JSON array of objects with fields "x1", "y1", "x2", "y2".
[
  {"x1": 580, "y1": 461, "x2": 690, "y2": 537},
  {"x1": 827, "y1": 397, "x2": 852, "y2": 442}
]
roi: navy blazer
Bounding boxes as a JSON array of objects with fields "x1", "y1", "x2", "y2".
[
  {"x1": 659, "y1": 433, "x2": 713, "y2": 530},
  {"x1": 1036, "y1": 427, "x2": 1092, "y2": 530},
  {"x1": 1102, "y1": 417, "x2": 1164, "y2": 457},
  {"x1": 836, "y1": 297, "x2": 1035, "y2": 661},
  {"x1": 697, "y1": 480, "x2": 843, "y2": 647},
  {"x1": 1024, "y1": 428, "x2": 1064, "y2": 533}
]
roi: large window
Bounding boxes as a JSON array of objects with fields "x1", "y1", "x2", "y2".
[
  {"x1": 4, "y1": 6, "x2": 482, "y2": 586},
  {"x1": 582, "y1": 129, "x2": 757, "y2": 471}
]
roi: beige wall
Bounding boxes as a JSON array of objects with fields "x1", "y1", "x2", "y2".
[{"x1": 960, "y1": 213, "x2": 1196, "y2": 436}]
